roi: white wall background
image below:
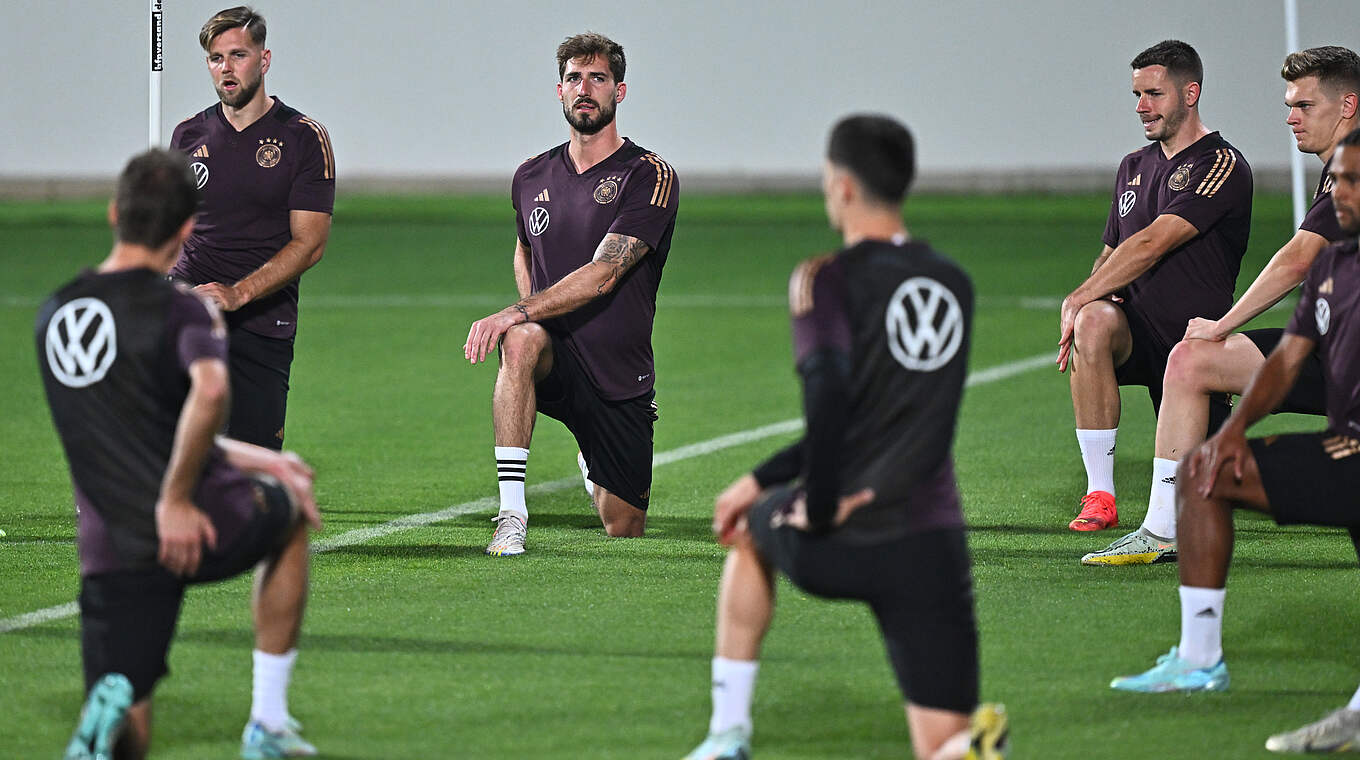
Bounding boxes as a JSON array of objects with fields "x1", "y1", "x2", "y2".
[{"x1": 3, "y1": 0, "x2": 1357, "y2": 184}]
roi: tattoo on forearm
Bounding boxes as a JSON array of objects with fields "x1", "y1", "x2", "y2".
[
  {"x1": 593, "y1": 235, "x2": 650, "y2": 294},
  {"x1": 513, "y1": 303, "x2": 530, "y2": 323}
]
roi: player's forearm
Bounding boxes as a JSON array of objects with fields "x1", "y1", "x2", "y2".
[
  {"x1": 216, "y1": 436, "x2": 287, "y2": 477},
  {"x1": 160, "y1": 365, "x2": 229, "y2": 502},
  {"x1": 1228, "y1": 337, "x2": 1310, "y2": 431},
  {"x1": 798, "y1": 350, "x2": 852, "y2": 531},
  {"x1": 1216, "y1": 235, "x2": 1323, "y2": 333},
  {"x1": 234, "y1": 239, "x2": 324, "y2": 304},
  {"x1": 1073, "y1": 236, "x2": 1164, "y2": 302},
  {"x1": 752, "y1": 439, "x2": 804, "y2": 489},
  {"x1": 513, "y1": 261, "x2": 613, "y2": 322},
  {"x1": 512, "y1": 239, "x2": 533, "y2": 300}
]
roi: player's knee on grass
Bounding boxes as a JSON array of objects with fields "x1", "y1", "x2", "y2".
[{"x1": 596, "y1": 488, "x2": 646, "y2": 537}]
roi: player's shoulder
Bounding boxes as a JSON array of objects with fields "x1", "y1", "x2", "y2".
[
  {"x1": 1321, "y1": 236, "x2": 1360, "y2": 263},
  {"x1": 1118, "y1": 142, "x2": 1159, "y2": 167},
  {"x1": 788, "y1": 252, "x2": 842, "y2": 317},
  {"x1": 272, "y1": 100, "x2": 331, "y2": 141},
  {"x1": 514, "y1": 143, "x2": 567, "y2": 178},
  {"x1": 1190, "y1": 132, "x2": 1251, "y2": 169},
  {"x1": 170, "y1": 105, "x2": 218, "y2": 144},
  {"x1": 619, "y1": 141, "x2": 677, "y2": 176}
]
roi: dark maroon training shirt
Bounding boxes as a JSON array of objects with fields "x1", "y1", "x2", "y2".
[
  {"x1": 36, "y1": 270, "x2": 262, "y2": 576},
  {"x1": 511, "y1": 138, "x2": 678, "y2": 400},
  {"x1": 1301, "y1": 156, "x2": 1343, "y2": 242},
  {"x1": 1102, "y1": 132, "x2": 1253, "y2": 351},
  {"x1": 754, "y1": 239, "x2": 973, "y2": 542},
  {"x1": 1287, "y1": 238, "x2": 1360, "y2": 436},
  {"x1": 170, "y1": 97, "x2": 336, "y2": 339}
]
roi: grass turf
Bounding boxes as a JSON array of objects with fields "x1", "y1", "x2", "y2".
[{"x1": 2, "y1": 192, "x2": 1357, "y2": 758}]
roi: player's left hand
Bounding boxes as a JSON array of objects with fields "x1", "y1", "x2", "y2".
[
  {"x1": 1056, "y1": 292, "x2": 1083, "y2": 373},
  {"x1": 464, "y1": 307, "x2": 524, "y2": 364},
  {"x1": 1186, "y1": 423, "x2": 1250, "y2": 498},
  {"x1": 193, "y1": 282, "x2": 248, "y2": 311},
  {"x1": 155, "y1": 496, "x2": 218, "y2": 577},
  {"x1": 778, "y1": 488, "x2": 876, "y2": 531},
  {"x1": 713, "y1": 473, "x2": 761, "y2": 545}
]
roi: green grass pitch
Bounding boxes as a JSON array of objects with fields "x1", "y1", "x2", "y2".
[{"x1": 2, "y1": 192, "x2": 1357, "y2": 758}]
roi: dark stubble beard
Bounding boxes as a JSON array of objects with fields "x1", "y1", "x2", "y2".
[
  {"x1": 563, "y1": 98, "x2": 616, "y2": 135},
  {"x1": 217, "y1": 74, "x2": 262, "y2": 109}
]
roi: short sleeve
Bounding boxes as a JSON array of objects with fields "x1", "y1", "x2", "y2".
[
  {"x1": 1161, "y1": 147, "x2": 1249, "y2": 233},
  {"x1": 171, "y1": 289, "x2": 228, "y2": 372},
  {"x1": 789, "y1": 255, "x2": 851, "y2": 366},
  {"x1": 1300, "y1": 191, "x2": 1342, "y2": 242},
  {"x1": 608, "y1": 154, "x2": 679, "y2": 249},
  {"x1": 1286, "y1": 250, "x2": 1326, "y2": 342},
  {"x1": 289, "y1": 117, "x2": 336, "y2": 214},
  {"x1": 1101, "y1": 170, "x2": 1124, "y2": 248},
  {"x1": 511, "y1": 166, "x2": 530, "y2": 246}
]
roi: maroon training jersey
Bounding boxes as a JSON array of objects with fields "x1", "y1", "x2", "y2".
[
  {"x1": 786, "y1": 239, "x2": 973, "y2": 542},
  {"x1": 511, "y1": 138, "x2": 678, "y2": 400},
  {"x1": 1102, "y1": 132, "x2": 1253, "y2": 350},
  {"x1": 1301, "y1": 156, "x2": 1343, "y2": 242},
  {"x1": 170, "y1": 97, "x2": 336, "y2": 339},
  {"x1": 1287, "y1": 238, "x2": 1360, "y2": 436},
  {"x1": 36, "y1": 270, "x2": 263, "y2": 576}
]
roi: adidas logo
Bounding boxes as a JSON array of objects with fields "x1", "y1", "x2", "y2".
[
  {"x1": 191, "y1": 145, "x2": 210, "y2": 158},
  {"x1": 1161, "y1": 476, "x2": 1175, "y2": 484},
  {"x1": 1107, "y1": 445, "x2": 1116, "y2": 456},
  {"x1": 534, "y1": 188, "x2": 550, "y2": 202},
  {"x1": 1194, "y1": 607, "x2": 1217, "y2": 619},
  {"x1": 1127, "y1": 173, "x2": 1141, "y2": 186}
]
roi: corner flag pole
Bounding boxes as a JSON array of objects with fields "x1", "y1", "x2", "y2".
[
  {"x1": 149, "y1": 0, "x2": 164, "y2": 147},
  {"x1": 1284, "y1": 0, "x2": 1305, "y2": 230}
]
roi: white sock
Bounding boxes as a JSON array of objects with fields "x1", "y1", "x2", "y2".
[
  {"x1": 1177, "y1": 586, "x2": 1225, "y2": 667},
  {"x1": 495, "y1": 446, "x2": 529, "y2": 520},
  {"x1": 1076, "y1": 428, "x2": 1118, "y2": 496},
  {"x1": 1141, "y1": 458, "x2": 1179, "y2": 539},
  {"x1": 1347, "y1": 682, "x2": 1360, "y2": 712},
  {"x1": 709, "y1": 657, "x2": 758, "y2": 734},
  {"x1": 251, "y1": 648, "x2": 297, "y2": 731}
]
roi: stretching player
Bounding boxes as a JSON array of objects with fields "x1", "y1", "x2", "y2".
[
  {"x1": 464, "y1": 32, "x2": 678, "y2": 555},
  {"x1": 1110, "y1": 128, "x2": 1360, "y2": 754},
  {"x1": 1084, "y1": 46, "x2": 1359, "y2": 565},
  {"x1": 682, "y1": 115, "x2": 1005, "y2": 760},
  {"x1": 39, "y1": 150, "x2": 321, "y2": 760},
  {"x1": 171, "y1": 5, "x2": 335, "y2": 451},
  {"x1": 1058, "y1": 40, "x2": 1252, "y2": 533}
]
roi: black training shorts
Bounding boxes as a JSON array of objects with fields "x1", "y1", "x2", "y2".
[
  {"x1": 535, "y1": 334, "x2": 657, "y2": 511},
  {"x1": 78, "y1": 478, "x2": 294, "y2": 701},
  {"x1": 1251, "y1": 432, "x2": 1360, "y2": 528},
  {"x1": 227, "y1": 327, "x2": 294, "y2": 451},
  {"x1": 1114, "y1": 301, "x2": 1231, "y2": 429},
  {"x1": 747, "y1": 484, "x2": 979, "y2": 713},
  {"x1": 1242, "y1": 328, "x2": 1327, "y2": 416}
]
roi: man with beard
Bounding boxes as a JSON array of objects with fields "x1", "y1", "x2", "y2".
[
  {"x1": 170, "y1": 6, "x2": 335, "y2": 453},
  {"x1": 166, "y1": 6, "x2": 332, "y2": 755},
  {"x1": 1110, "y1": 128, "x2": 1360, "y2": 755},
  {"x1": 464, "y1": 32, "x2": 679, "y2": 555},
  {"x1": 1082, "y1": 46, "x2": 1360, "y2": 566},
  {"x1": 1058, "y1": 40, "x2": 1253, "y2": 534}
]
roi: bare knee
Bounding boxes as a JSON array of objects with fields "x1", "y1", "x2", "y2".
[
  {"x1": 1072, "y1": 301, "x2": 1123, "y2": 353},
  {"x1": 499, "y1": 322, "x2": 549, "y2": 372},
  {"x1": 596, "y1": 489, "x2": 647, "y2": 537},
  {"x1": 603, "y1": 511, "x2": 646, "y2": 538},
  {"x1": 1164, "y1": 340, "x2": 1219, "y2": 394}
]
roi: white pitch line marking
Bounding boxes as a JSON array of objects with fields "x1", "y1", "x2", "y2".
[{"x1": 0, "y1": 352, "x2": 1050, "y2": 634}]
